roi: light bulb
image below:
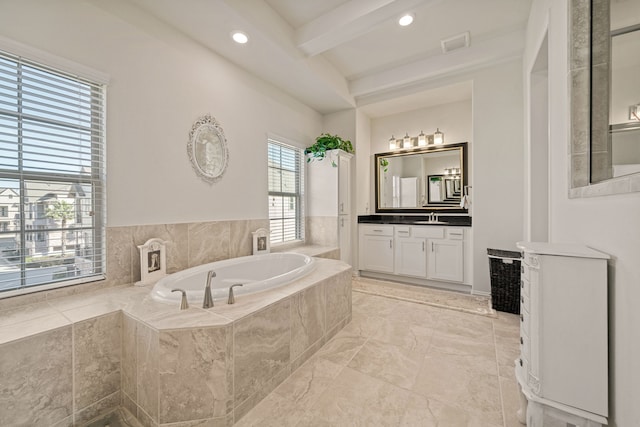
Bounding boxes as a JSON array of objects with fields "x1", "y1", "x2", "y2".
[{"x1": 434, "y1": 128, "x2": 444, "y2": 145}]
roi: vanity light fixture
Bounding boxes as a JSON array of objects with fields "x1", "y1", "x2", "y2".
[
  {"x1": 418, "y1": 130, "x2": 427, "y2": 146},
  {"x1": 389, "y1": 135, "x2": 398, "y2": 150},
  {"x1": 398, "y1": 13, "x2": 414, "y2": 27},
  {"x1": 403, "y1": 132, "x2": 412, "y2": 148},
  {"x1": 434, "y1": 128, "x2": 444, "y2": 145},
  {"x1": 231, "y1": 31, "x2": 249, "y2": 44}
]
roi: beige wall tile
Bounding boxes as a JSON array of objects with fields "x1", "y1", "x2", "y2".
[
  {"x1": 158, "y1": 326, "x2": 233, "y2": 423},
  {"x1": 74, "y1": 312, "x2": 122, "y2": 411},
  {"x1": 74, "y1": 390, "x2": 121, "y2": 426},
  {"x1": 137, "y1": 321, "x2": 159, "y2": 422},
  {"x1": 229, "y1": 219, "x2": 269, "y2": 258},
  {"x1": 233, "y1": 299, "x2": 291, "y2": 406},
  {"x1": 0, "y1": 326, "x2": 73, "y2": 426},
  {"x1": 290, "y1": 283, "x2": 325, "y2": 361},
  {"x1": 325, "y1": 270, "x2": 352, "y2": 332},
  {"x1": 187, "y1": 221, "x2": 230, "y2": 267},
  {"x1": 106, "y1": 226, "x2": 133, "y2": 286},
  {"x1": 122, "y1": 314, "x2": 138, "y2": 402}
]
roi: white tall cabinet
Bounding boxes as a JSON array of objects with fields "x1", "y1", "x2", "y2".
[
  {"x1": 515, "y1": 242, "x2": 609, "y2": 427},
  {"x1": 307, "y1": 150, "x2": 353, "y2": 264}
]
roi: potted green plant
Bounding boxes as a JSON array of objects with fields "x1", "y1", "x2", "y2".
[{"x1": 305, "y1": 133, "x2": 354, "y2": 166}]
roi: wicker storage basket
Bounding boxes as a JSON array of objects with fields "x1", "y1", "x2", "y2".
[{"x1": 487, "y1": 248, "x2": 522, "y2": 314}]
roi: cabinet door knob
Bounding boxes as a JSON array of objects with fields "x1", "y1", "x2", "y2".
[
  {"x1": 520, "y1": 314, "x2": 524, "y2": 322},
  {"x1": 521, "y1": 280, "x2": 524, "y2": 289},
  {"x1": 521, "y1": 265, "x2": 524, "y2": 274},
  {"x1": 519, "y1": 359, "x2": 523, "y2": 367},
  {"x1": 520, "y1": 337, "x2": 524, "y2": 345}
]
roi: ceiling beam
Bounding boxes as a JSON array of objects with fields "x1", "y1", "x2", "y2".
[{"x1": 296, "y1": 0, "x2": 438, "y2": 57}]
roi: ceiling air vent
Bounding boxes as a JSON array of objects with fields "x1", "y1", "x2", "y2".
[{"x1": 441, "y1": 32, "x2": 470, "y2": 54}]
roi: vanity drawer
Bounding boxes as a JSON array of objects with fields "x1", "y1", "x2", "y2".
[
  {"x1": 395, "y1": 226, "x2": 411, "y2": 237},
  {"x1": 447, "y1": 228, "x2": 464, "y2": 240},
  {"x1": 360, "y1": 225, "x2": 393, "y2": 236},
  {"x1": 411, "y1": 226, "x2": 444, "y2": 239}
]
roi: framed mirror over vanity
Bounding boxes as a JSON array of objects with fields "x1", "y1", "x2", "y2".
[{"x1": 374, "y1": 142, "x2": 469, "y2": 213}]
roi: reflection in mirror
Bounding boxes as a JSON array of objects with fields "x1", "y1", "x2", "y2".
[
  {"x1": 375, "y1": 142, "x2": 467, "y2": 212},
  {"x1": 610, "y1": 21, "x2": 640, "y2": 178}
]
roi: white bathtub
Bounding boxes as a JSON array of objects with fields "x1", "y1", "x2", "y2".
[{"x1": 151, "y1": 252, "x2": 315, "y2": 304}]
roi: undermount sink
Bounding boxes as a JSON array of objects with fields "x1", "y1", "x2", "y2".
[{"x1": 413, "y1": 220, "x2": 448, "y2": 225}]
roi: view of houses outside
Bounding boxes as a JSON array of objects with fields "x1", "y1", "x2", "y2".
[{"x1": 0, "y1": 181, "x2": 96, "y2": 291}]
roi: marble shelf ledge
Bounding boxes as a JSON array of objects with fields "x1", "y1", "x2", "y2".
[{"x1": 272, "y1": 243, "x2": 340, "y2": 260}]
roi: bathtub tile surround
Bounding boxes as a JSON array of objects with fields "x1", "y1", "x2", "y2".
[
  {"x1": 290, "y1": 283, "x2": 326, "y2": 361},
  {"x1": 158, "y1": 326, "x2": 233, "y2": 423},
  {"x1": 0, "y1": 327, "x2": 73, "y2": 425},
  {"x1": 106, "y1": 218, "x2": 268, "y2": 288},
  {"x1": 306, "y1": 216, "x2": 339, "y2": 247},
  {"x1": 136, "y1": 321, "x2": 160, "y2": 422},
  {"x1": 73, "y1": 312, "x2": 122, "y2": 410},
  {"x1": 234, "y1": 298, "x2": 291, "y2": 406},
  {"x1": 0, "y1": 255, "x2": 350, "y2": 426}
]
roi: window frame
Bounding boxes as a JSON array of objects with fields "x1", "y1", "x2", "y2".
[
  {"x1": 0, "y1": 42, "x2": 108, "y2": 298},
  {"x1": 267, "y1": 136, "x2": 305, "y2": 245}
]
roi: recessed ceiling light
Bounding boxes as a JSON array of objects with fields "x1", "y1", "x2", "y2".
[
  {"x1": 231, "y1": 31, "x2": 249, "y2": 44},
  {"x1": 398, "y1": 13, "x2": 414, "y2": 27}
]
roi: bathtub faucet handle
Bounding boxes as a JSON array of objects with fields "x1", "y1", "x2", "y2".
[
  {"x1": 171, "y1": 288, "x2": 189, "y2": 310},
  {"x1": 203, "y1": 270, "x2": 216, "y2": 309},
  {"x1": 227, "y1": 283, "x2": 244, "y2": 305}
]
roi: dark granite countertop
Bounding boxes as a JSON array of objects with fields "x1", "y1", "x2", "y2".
[{"x1": 357, "y1": 215, "x2": 472, "y2": 227}]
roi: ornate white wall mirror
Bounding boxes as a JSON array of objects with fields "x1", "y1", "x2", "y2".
[{"x1": 187, "y1": 114, "x2": 229, "y2": 183}]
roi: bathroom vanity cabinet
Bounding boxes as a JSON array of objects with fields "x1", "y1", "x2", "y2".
[
  {"x1": 515, "y1": 242, "x2": 609, "y2": 427},
  {"x1": 358, "y1": 223, "x2": 469, "y2": 290}
]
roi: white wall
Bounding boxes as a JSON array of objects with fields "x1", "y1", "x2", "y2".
[
  {"x1": 525, "y1": 1, "x2": 640, "y2": 425},
  {"x1": 471, "y1": 60, "x2": 525, "y2": 294},
  {"x1": 369, "y1": 100, "x2": 472, "y2": 156},
  {"x1": 0, "y1": 0, "x2": 322, "y2": 227}
]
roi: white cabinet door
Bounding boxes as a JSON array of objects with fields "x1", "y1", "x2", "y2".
[
  {"x1": 339, "y1": 216, "x2": 351, "y2": 264},
  {"x1": 395, "y1": 237, "x2": 427, "y2": 277},
  {"x1": 338, "y1": 154, "x2": 351, "y2": 215},
  {"x1": 359, "y1": 234, "x2": 394, "y2": 273},
  {"x1": 427, "y1": 239, "x2": 463, "y2": 282}
]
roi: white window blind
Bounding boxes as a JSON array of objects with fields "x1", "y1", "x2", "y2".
[
  {"x1": 268, "y1": 138, "x2": 304, "y2": 244},
  {"x1": 0, "y1": 49, "x2": 106, "y2": 296}
]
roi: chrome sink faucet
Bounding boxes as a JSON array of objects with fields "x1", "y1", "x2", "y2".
[{"x1": 203, "y1": 270, "x2": 215, "y2": 308}]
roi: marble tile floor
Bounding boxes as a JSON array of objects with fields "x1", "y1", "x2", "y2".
[{"x1": 236, "y1": 288, "x2": 522, "y2": 427}]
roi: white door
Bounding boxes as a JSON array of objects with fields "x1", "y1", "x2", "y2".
[
  {"x1": 395, "y1": 237, "x2": 427, "y2": 277},
  {"x1": 427, "y1": 239, "x2": 463, "y2": 282},
  {"x1": 339, "y1": 215, "x2": 351, "y2": 265},
  {"x1": 359, "y1": 235, "x2": 394, "y2": 273}
]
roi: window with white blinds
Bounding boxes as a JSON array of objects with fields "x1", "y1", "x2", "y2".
[
  {"x1": 0, "y1": 49, "x2": 106, "y2": 296},
  {"x1": 268, "y1": 138, "x2": 304, "y2": 244}
]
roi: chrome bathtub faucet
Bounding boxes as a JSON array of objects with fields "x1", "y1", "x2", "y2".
[
  {"x1": 227, "y1": 283, "x2": 244, "y2": 304},
  {"x1": 171, "y1": 288, "x2": 189, "y2": 310},
  {"x1": 203, "y1": 270, "x2": 215, "y2": 308}
]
